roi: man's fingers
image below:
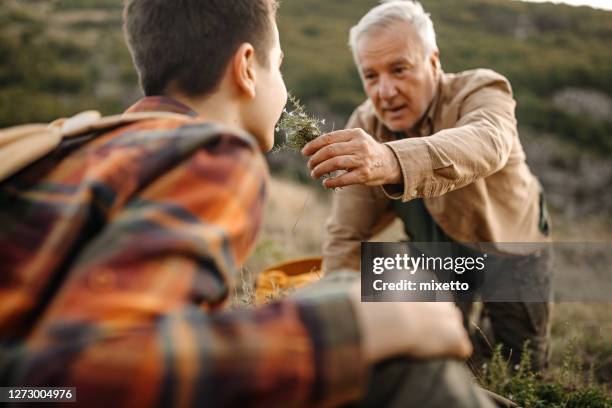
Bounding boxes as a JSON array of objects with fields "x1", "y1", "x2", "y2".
[
  {"x1": 311, "y1": 155, "x2": 359, "y2": 179},
  {"x1": 302, "y1": 130, "x2": 355, "y2": 156},
  {"x1": 308, "y1": 141, "x2": 356, "y2": 170},
  {"x1": 322, "y1": 169, "x2": 365, "y2": 189}
]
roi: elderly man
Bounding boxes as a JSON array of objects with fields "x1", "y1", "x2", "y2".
[{"x1": 303, "y1": 0, "x2": 552, "y2": 371}]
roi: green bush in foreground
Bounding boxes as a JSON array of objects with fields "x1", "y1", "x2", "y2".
[{"x1": 480, "y1": 340, "x2": 611, "y2": 407}]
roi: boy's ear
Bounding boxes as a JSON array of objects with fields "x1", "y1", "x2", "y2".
[{"x1": 232, "y1": 43, "x2": 257, "y2": 99}]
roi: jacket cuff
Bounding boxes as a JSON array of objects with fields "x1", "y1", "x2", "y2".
[
  {"x1": 297, "y1": 292, "x2": 367, "y2": 406},
  {"x1": 382, "y1": 138, "x2": 433, "y2": 201}
]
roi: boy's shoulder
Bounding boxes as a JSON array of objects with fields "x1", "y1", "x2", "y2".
[
  {"x1": 68, "y1": 117, "x2": 260, "y2": 191},
  {"x1": 91, "y1": 116, "x2": 258, "y2": 160},
  {"x1": 3, "y1": 113, "x2": 263, "y2": 206}
]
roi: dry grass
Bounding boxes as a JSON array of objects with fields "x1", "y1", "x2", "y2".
[{"x1": 243, "y1": 177, "x2": 332, "y2": 274}]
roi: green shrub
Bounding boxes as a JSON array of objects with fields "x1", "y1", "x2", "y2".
[{"x1": 480, "y1": 340, "x2": 611, "y2": 408}]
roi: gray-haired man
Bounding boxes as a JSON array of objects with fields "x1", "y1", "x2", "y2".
[{"x1": 303, "y1": 0, "x2": 553, "y2": 371}]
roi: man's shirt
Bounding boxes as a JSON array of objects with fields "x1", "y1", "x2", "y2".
[
  {"x1": 324, "y1": 69, "x2": 550, "y2": 272},
  {"x1": 0, "y1": 97, "x2": 364, "y2": 406}
]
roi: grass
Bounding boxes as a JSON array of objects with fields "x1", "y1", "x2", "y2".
[{"x1": 479, "y1": 340, "x2": 611, "y2": 407}]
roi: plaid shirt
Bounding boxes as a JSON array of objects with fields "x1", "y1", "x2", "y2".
[{"x1": 0, "y1": 97, "x2": 365, "y2": 407}]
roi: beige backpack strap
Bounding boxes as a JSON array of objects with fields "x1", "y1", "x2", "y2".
[
  {"x1": 0, "y1": 110, "x2": 192, "y2": 182},
  {"x1": 0, "y1": 124, "x2": 62, "y2": 183}
]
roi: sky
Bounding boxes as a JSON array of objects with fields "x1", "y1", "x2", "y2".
[{"x1": 518, "y1": 0, "x2": 612, "y2": 11}]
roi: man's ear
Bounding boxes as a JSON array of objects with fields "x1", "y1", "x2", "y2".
[
  {"x1": 429, "y1": 50, "x2": 441, "y2": 73},
  {"x1": 232, "y1": 43, "x2": 257, "y2": 99}
]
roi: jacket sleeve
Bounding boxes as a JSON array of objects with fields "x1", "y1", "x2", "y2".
[
  {"x1": 383, "y1": 77, "x2": 518, "y2": 201},
  {"x1": 323, "y1": 109, "x2": 393, "y2": 273},
  {"x1": 11, "y1": 135, "x2": 366, "y2": 407}
]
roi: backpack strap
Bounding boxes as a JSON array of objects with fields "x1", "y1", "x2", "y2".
[{"x1": 0, "y1": 110, "x2": 192, "y2": 182}]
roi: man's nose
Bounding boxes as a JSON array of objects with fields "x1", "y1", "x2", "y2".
[{"x1": 378, "y1": 76, "x2": 398, "y2": 100}]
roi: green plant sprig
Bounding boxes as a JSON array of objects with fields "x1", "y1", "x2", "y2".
[{"x1": 275, "y1": 93, "x2": 325, "y2": 152}]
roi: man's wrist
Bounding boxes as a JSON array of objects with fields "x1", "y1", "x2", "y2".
[{"x1": 383, "y1": 144, "x2": 403, "y2": 185}]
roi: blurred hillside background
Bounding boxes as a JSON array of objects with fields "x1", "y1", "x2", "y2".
[
  {"x1": 1, "y1": 0, "x2": 611, "y2": 230},
  {"x1": 1, "y1": 0, "x2": 611, "y2": 402}
]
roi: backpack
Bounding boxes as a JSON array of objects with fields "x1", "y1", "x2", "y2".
[{"x1": 0, "y1": 110, "x2": 191, "y2": 182}]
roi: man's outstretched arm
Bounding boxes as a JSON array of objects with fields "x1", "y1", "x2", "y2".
[{"x1": 303, "y1": 74, "x2": 517, "y2": 199}]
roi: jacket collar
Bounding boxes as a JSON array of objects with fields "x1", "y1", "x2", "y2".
[{"x1": 125, "y1": 96, "x2": 199, "y2": 117}]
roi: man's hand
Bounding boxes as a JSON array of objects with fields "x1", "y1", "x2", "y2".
[
  {"x1": 349, "y1": 284, "x2": 472, "y2": 364},
  {"x1": 302, "y1": 129, "x2": 402, "y2": 189}
]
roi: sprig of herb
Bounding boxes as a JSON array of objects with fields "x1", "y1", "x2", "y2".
[
  {"x1": 275, "y1": 93, "x2": 325, "y2": 152},
  {"x1": 274, "y1": 94, "x2": 340, "y2": 191}
]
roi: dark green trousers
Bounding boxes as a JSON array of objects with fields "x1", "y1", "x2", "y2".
[{"x1": 393, "y1": 198, "x2": 553, "y2": 372}]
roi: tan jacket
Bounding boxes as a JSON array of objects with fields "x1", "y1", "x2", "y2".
[{"x1": 324, "y1": 69, "x2": 550, "y2": 273}]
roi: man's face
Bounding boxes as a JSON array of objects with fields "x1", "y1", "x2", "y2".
[
  {"x1": 356, "y1": 21, "x2": 439, "y2": 132},
  {"x1": 251, "y1": 21, "x2": 287, "y2": 152}
]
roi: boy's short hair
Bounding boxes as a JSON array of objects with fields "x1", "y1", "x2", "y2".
[{"x1": 124, "y1": 0, "x2": 278, "y2": 97}]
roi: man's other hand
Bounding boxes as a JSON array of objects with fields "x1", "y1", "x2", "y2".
[{"x1": 302, "y1": 129, "x2": 402, "y2": 189}]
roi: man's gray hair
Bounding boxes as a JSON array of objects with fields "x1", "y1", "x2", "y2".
[{"x1": 349, "y1": 0, "x2": 438, "y2": 64}]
